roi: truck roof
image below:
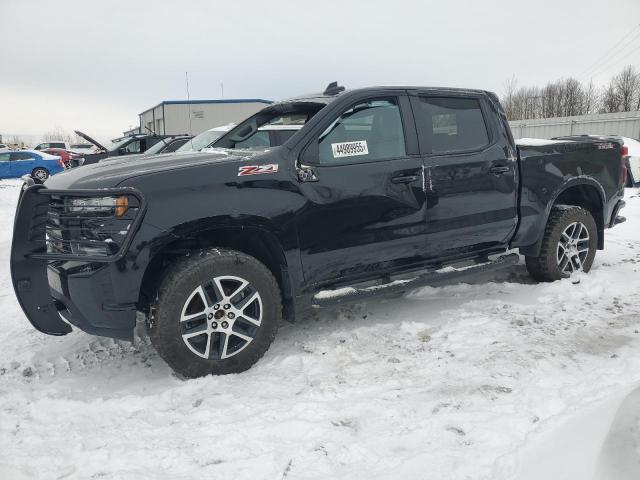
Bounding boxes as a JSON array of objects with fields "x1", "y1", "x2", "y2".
[{"x1": 280, "y1": 85, "x2": 495, "y2": 106}]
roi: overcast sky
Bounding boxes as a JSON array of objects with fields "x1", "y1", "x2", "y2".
[{"x1": 1, "y1": 0, "x2": 639, "y2": 142}]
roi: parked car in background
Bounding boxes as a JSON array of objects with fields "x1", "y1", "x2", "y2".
[
  {"x1": 175, "y1": 123, "x2": 302, "y2": 153},
  {"x1": 141, "y1": 135, "x2": 192, "y2": 155},
  {"x1": 34, "y1": 141, "x2": 71, "y2": 151},
  {"x1": 75, "y1": 131, "x2": 177, "y2": 164},
  {"x1": 69, "y1": 143, "x2": 98, "y2": 155},
  {"x1": 621, "y1": 137, "x2": 640, "y2": 186},
  {"x1": 0, "y1": 143, "x2": 9, "y2": 152},
  {"x1": 99, "y1": 135, "x2": 193, "y2": 163},
  {"x1": 175, "y1": 125, "x2": 233, "y2": 153},
  {"x1": 0, "y1": 150, "x2": 64, "y2": 181},
  {"x1": 33, "y1": 141, "x2": 92, "y2": 155},
  {"x1": 41, "y1": 148, "x2": 84, "y2": 168}
]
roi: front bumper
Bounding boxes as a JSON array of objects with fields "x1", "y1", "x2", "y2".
[{"x1": 10, "y1": 184, "x2": 138, "y2": 341}]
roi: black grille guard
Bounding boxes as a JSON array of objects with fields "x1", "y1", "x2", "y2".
[{"x1": 9, "y1": 184, "x2": 144, "y2": 336}]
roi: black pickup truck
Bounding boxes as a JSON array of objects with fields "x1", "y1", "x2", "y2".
[{"x1": 11, "y1": 83, "x2": 627, "y2": 378}]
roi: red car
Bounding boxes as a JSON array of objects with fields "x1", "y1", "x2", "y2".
[{"x1": 41, "y1": 148, "x2": 83, "y2": 168}]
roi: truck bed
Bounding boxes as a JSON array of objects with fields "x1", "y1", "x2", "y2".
[{"x1": 512, "y1": 136, "x2": 625, "y2": 254}]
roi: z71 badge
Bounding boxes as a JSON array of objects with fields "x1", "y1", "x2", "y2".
[{"x1": 238, "y1": 164, "x2": 279, "y2": 176}]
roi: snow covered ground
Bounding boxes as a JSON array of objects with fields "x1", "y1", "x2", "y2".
[{"x1": 0, "y1": 179, "x2": 639, "y2": 480}]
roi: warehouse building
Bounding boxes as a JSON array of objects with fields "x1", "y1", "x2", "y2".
[{"x1": 138, "y1": 99, "x2": 272, "y2": 136}]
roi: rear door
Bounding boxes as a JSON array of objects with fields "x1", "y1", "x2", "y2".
[
  {"x1": 295, "y1": 94, "x2": 428, "y2": 286},
  {"x1": 410, "y1": 92, "x2": 518, "y2": 258}
]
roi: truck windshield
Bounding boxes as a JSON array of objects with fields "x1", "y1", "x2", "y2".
[{"x1": 213, "y1": 102, "x2": 325, "y2": 150}]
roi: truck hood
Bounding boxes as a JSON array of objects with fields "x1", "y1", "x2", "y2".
[
  {"x1": 74, "y1": 130, "x2": 108, "y2": 151},
  {"x1": 45, "y1": 149, "x2": 262, "y2": 190}
]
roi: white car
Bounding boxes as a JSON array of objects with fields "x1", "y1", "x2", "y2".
[
  {"x1": 176, "y1": 123, "x2": 303, "y2": 153},
  {"x1": 0, "y1": 143, "x2": 9, "y2": 152},
  {"x1": 33, "y1": 141, "x2": 97, "y2": 155},
  {"x1": 620, "y1": 136, "x2": 640, "y2": 186},
  {"x1": 174, "y1": 125, "x2": 235, "y2": 153}
]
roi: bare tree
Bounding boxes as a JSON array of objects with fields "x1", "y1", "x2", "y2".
[
  {"x1": 600, "y1": 81, "x2": 621, "y2": 113},
  {"x1": 502, "y1": 75, "x2": 518, "y2": 120},
  {"x1": 583, "y1": 80, "x2": 599, "y2": 114},
  {"x1": 43, "y1": 127, "x2": 73, "y2": 143},
  {"x1": 613, "y1": 66, "x2": 640, "y2": 112},
  {"x1": 502, "y1": 65, "x2": 639, "y2": 120}
]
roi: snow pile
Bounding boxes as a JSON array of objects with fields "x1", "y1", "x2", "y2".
[{"x1": 0, "y1": 179, "x2": 639, "y2": 479}]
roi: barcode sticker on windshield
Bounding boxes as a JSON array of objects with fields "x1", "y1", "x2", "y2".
[{"x1": 331, "y1": 140, "x2": 368, "y2": 158}]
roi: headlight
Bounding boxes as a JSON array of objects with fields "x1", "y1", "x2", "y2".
[
  {"x1": 66, "y1": 196, "x2": 129, "y2": 217},
  {"x1": 47, "y1": 193, "x2": 140, "y2": 258}
]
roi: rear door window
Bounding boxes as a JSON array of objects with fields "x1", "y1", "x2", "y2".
[
  {"x1": 318, "y1": 98, "x2": 406, "y2": 164},
  {"x1": 10, "y1": 152, "x2": 35, "y2": 161},
  {"x1": 418, "y1": 97, "x2": 490, "y2": 154}
]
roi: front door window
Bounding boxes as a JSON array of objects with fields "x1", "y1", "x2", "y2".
[{"x1": 318, "y1": 99, "x2": 406, "y2": 164}]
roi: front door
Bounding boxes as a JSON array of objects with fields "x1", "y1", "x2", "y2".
[
  {"x1": 411, "y1": 93, "x2": 518, "y2": 258},
  {"x1": 296, "y1": 95, "x2": 428, "y2": 287},
  {"x1": 9, "y1": 152, "x2": 37, "y2": 178},
  {"x1": 0, "y1": 153, "x2": 10, "y2": 177}
]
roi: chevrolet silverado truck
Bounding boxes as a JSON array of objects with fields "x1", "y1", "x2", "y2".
[{"x1": 10, "y1": 83, "x2": 627, "y2": 378}]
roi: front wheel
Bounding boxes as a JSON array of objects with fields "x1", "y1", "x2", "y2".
[
  {"x1": 32, "y1": 167, "x2": 49, "y2": 183},
  {"x1": 525, "y1": 205, "x2": 597, "y2": 282},
  {"x1": 148, "y1": 248, "x2": 281, "y2": 378}
]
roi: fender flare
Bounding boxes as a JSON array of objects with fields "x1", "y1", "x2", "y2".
[{"x1": 519, "y1": 176, "x2": 606, "y2": 257}]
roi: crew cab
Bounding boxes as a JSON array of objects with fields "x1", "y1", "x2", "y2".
[{"x1": 11, "y1": 83, "x2": 627, "y2": 378}]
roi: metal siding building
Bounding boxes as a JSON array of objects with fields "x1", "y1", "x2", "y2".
[
  {"x1": 509, "y1": 111, "x2": 640, "y2": 139},
  {"x1": 138, "y1": 99, "x2": 272, "y2": 136}
]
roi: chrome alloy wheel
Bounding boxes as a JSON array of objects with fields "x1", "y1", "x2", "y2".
[
  {"x1": 33, "y1": 168, "x2": 48, "y2": 181},
  {"x1": 180, "y1": 275, "x2": 263, "y2": 360},
  {"x1": 557, "y1": 221, "x2": 590, "y2": 275}
]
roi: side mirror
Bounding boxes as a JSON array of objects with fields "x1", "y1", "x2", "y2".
[{"x1": 118, "y1": 148, "x2": 127, "y2": 155}]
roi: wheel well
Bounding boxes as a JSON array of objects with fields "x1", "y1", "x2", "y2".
[
  {"x1": 554, "y1": 184, "x2": 604, "y2": 248},
  {"x1": 139, "y1": 226, "x2": 294, "y2": 321}
]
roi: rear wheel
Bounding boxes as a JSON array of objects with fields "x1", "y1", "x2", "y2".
[
  {"x1": 32, "y1": 167, "x2": 49, "y2": 183},
  {"x1": 525, "y1": 206, "x2": 597, "y2": 282},
  {"x1": 148, "y1": 248, "x2": 281, "y2": 378}
]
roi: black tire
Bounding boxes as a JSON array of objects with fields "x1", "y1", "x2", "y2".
[
  {"x1": 32, "y1": 167, "x2": 49, "y2": 183},
  {"x1": 525, "y1": 205, "x2": 597, "y2": 282},
  {"x1": 625, "y1": 159, "x2": 633, "y2": 188},
  {"x1": 148, "y1": 248, "x2": 281, "y2": 378}
]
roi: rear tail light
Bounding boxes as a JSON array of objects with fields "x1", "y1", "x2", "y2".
[{"x1": 58, "y1": 158, "x2": 64, "y2": 167}]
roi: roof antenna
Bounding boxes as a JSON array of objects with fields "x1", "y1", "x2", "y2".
[{"x1": 323, "y1": 81, "x2": 345, "y2": 96}]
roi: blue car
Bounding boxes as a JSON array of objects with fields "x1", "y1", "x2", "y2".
[{"x1": 0, "y1": 150, "x2": 65, "y2": 182}]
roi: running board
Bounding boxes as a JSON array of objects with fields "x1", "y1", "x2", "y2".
[{"x1": 312, "y1": 253, "x2": 520, "y2": 308}]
